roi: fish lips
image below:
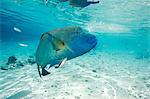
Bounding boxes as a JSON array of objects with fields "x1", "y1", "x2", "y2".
[
  {"x1": 69, "y1": 33, "x2": 97, "y2": 57},
  {"x1": 85, "y1": 34, "x2": 97, "y2": 46}
]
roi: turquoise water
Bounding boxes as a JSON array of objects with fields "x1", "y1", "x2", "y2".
[{"x1": 0, "y1": 0, "x2": 150, "y2": 99}]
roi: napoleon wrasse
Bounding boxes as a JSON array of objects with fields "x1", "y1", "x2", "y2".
[{"x1": 36, "y1": 26, "x2": 97, "y2": 77}]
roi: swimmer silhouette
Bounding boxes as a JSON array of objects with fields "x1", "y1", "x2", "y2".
[{"x1": 59, "y1": 0, "x2": 99, "y2": 8}]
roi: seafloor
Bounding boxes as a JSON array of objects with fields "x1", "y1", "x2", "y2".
[{"x1": 0, "y1": 41, "x2": 150, "y2": 99}]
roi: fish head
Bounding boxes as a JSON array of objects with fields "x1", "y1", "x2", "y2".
[
  {"x1": 63, "y1": 27, "x2": 97, "y2": 58},
  {"x1": 50, "y1": 26, "x2": 97, "y2": 59}
]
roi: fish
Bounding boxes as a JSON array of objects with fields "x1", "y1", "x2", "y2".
[
  {"x1": 69, "y1": 0, "x2": 99, "y2": 8},
  {"x1": 36, "y1": 26, "x2": 97, "y2": 77},
  {"x1": 13, "y1": 27, "x2": 22, "y2": 32},
  {"x1": 60, "y1": 0, "x2": 99, "y2": 8},
  {"x1": 18, "y1": 43, "x2": 28, "y2": 47}
]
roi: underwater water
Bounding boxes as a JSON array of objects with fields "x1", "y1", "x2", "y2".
[{"x1": 0, "y1": 0, "x2": 150, "y2": 99}]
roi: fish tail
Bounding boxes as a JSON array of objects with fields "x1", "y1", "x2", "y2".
[{"x1": 42, "y1": 68, "x2": 50, "y2": 76}]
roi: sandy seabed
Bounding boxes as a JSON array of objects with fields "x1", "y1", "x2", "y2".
[{"x1": 0, "y1": 42, "x2": 150, "y2": 99}]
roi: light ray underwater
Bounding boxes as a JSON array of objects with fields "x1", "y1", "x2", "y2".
[{"x1": 0, "y1": 0, "x2": 150, "y2": 99}]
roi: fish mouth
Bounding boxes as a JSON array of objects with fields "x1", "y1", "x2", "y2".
[{"x1": 85, "y1": 34, "x2": 97, "y2": 47}]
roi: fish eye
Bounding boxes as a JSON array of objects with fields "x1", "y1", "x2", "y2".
[
  {"x1": 62, "y1": 42, "x2": 65, "y2": 46},
  {"x1": 56, "y1": 49, "x2": 60, "y2": 51}
]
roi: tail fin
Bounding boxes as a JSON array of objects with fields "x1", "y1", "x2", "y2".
[
  {"x1": 42, "y1": 68, "x2": 50, "y2": 76},
  {"x1": 37, "y1": 65, "x2": 50, "y2": 77}
]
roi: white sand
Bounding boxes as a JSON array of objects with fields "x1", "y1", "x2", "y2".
[{"x1": 0, "y1": 42, "x2": 150, "y2": 99}]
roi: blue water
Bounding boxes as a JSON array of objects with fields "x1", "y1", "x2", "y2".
[{"x1": 0, "y1": 0, "x2": 150, "y2": 99}]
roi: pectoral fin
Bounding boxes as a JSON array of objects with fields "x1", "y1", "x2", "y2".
[{"x1": 55, "y1": 57, "x2": 67, "y2": 68}]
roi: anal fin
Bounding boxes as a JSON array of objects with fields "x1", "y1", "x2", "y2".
[{"x1": 55, "y1": 57, "x2": 67, "y2": 68}]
